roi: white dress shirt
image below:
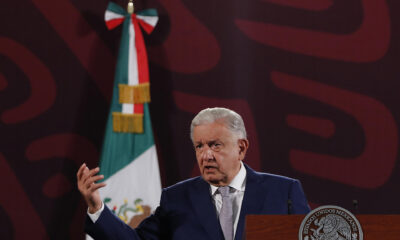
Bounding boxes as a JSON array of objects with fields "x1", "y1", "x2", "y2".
[
  {"x1": 210, "y1": 161, "x2": 247, "y2": 238},
  {"x1": 88, "y1": 202, "x2": 104, "y2": 222},
  {"x1": 88, "y1": 161, "x2": 248, "y2": 237}
]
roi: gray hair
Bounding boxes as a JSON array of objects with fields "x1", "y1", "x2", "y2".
[{"x1": 190, "y1": 107, "x2": 247, "y2": 141}]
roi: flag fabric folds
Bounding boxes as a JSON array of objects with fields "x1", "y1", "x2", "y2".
[{"x1": 95, "y1": 1, "x2": 161, "y2": 230}]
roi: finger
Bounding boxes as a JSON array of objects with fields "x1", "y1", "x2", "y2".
[
  {"x1": 90, "y1": 182, "x2": 107, "y2": 192},
  {"x1": 85, "y1": 175, "x2": 104, "y2": 188},
  {"x1": 82, "y1": 167, "x2": 100, "y2": 186},
  {"x1": 92, "y1": 174, "x2": 104, "y2": 182},
  {"x1": 78, "y1": 167, "x2": 92, "y2": 186},
  {"x1": 77, "y1": 163, "x2": 87, "y2": 180},
  {"x1": 87, "y1": 167, "x2": 100, "y2": 178},
  {"x1": 86, "y1": 182, "x2": 106, "y2": 195},
  {"x1": 82, "y1": 166, "x2": 89, "y2": 179}
]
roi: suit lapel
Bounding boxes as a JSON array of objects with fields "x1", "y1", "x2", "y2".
[
  {"x1": 189, "y1": 177, "x2": 223, "y2": 240},
  {"x1": 235, "y1": 165, "x2": 268, "y2": 240}
]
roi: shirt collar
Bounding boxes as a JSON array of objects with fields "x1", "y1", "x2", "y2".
[{"x1": 210, "y1": 161, "x2": 247, "y2": 195}]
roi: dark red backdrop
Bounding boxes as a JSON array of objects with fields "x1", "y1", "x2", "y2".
[{"x1": 1, "y1": 0, "x2": 400, "y2": 239}]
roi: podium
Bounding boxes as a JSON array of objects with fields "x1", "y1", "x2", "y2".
[{"x1": 246, "y1": 214, "x2": 400, "y2": 240}]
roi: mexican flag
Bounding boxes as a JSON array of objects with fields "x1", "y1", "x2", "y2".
[{"x1": 93, "y1": 1, "x2": 161, "y2": 232}]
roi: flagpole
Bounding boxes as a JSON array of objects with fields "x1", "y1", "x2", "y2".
[{"x1": 127, "y1": 0, "x2": 134, "y2": 14}]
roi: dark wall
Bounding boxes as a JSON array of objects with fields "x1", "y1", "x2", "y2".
[{"x1": 1, "y1": 0, "x2": 399, "y2": 239}]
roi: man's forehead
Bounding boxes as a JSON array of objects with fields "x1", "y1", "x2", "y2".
[
  {"x1": 193, "y1": 122, "x2": 227, "y2": 134},
  {"x1": 193, "y1": 123, "x2": 234, "y2": 140}
]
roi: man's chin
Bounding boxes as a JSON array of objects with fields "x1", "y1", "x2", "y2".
[
  {"x1": 208, "y1": 179, "x2": 223, "y2": 185},
  {"x1": 202, "y1": 174, "x2": 226, "y2": 186},
  {"x1": 202, "y1": 174, "x2": 218, "y2": 182}
]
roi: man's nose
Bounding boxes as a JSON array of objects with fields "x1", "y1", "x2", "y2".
[{"x1": 200, "y1": 147, "x2": 214, "y2": 161}]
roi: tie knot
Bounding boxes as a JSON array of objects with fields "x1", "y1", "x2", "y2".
[{"x1": 218, "y1": 186, "x2": 230, "y2": 197}]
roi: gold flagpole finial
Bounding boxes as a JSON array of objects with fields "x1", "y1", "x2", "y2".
[{"x1": 127, "y1": 0, "x2": 134, "y2": 14}]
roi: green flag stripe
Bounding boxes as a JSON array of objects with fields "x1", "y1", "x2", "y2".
[
  {"x1": 137, "y1": 9, "x2": 158, "y2": 17},
  {"x1": 107, "y1": 2, "x2": 127, "y2": 16},
  {"x1": 99, "y1": 103, "x2": 155, "y2": 180}
]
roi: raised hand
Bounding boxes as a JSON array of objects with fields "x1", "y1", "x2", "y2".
[{"x1": 77, "y1": 163, "x2": 106, "y2": 213}]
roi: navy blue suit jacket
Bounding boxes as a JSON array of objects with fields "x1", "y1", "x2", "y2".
[{"x1": 85, "y1": 164, "x2": 310, "y2": 240}]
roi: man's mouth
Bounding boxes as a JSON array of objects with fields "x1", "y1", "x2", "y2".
[{"x1": 204, "y1": 166, "x2": 217, "y2": 170}]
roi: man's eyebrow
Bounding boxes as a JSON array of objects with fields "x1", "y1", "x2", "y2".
[
  {"x1": 208, "y1": 139, "x2": 221, "y2": 144},
  {"x1": 194, "y1": 139, "x2": 219, "y2": 145}
]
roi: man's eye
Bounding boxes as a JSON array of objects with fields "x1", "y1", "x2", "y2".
[
  {"x1": 211, "y1": 143, "x2": 221, "y2": 150},
  {"x1": 195, "y1": 144, "x2": 202, "y2": 150}
]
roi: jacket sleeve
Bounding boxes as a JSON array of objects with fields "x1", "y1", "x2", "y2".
[
  {"x1": 85, "y1": 204, "x2": 143, "y2": 240},
  {"x1": 85, "y1": 190, "x2": 168, "y2": 240},
  {"x1": 289, "y1": 179, "x2": 311, "y2": 214}
]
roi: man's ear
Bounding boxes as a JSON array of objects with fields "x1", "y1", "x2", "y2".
[{"x1": 238, "y1": 139, "x2": 249, "y2": 160}]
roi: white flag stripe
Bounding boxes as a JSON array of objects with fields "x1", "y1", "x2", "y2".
[
  {"x1": 136, "y1": 15, "x2": 158, "y2": 27},
  {"x1": 105, "y1": 10, "x2": 124, "y2": 22},
  {"x1": 125, "y1": 21, "x2": 139, "y2": 113},
  {"x1": 128, "y1": 21, "x2": 139, "y2": 86},
  {"x1": 122, "y1": 103, "x2": 134, "y2": 114}
]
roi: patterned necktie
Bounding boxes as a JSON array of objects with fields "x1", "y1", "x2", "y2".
[{"x1": 219, "y1": 186, "x2": 233, "y2": 240}]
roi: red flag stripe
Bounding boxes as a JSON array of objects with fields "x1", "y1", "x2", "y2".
[
  {"x1": 137, "y1": 19, "x2": 155, "y2": 34},
  {"x1": 132, "y1": 16, "x2": 149, "y2": 84},
  {"x1": 134, "y1": 103, "x2": 144, "y2": 114},
  {"x1": 106, "y1": 18, "x2": 125, "y2": 30}
]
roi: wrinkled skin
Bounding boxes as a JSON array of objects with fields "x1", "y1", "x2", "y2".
[{"x1": 193, "y1": 121, "x2": 249, "y2": 186}]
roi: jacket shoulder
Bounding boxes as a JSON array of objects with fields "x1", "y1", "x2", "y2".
[
  {"x1": 254, "y1": 171, "x2": 299, "y2": 183},
  {"x1": 245, "y1": 164, "x2": 299, "y2": 186},
  {"x1": 163, "y1": 176, "x2": 204, "y2": 193}
]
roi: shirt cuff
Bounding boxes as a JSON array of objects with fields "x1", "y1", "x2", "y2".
[{"x1": 87, "y1": 202, "x2": 104, "y2": 223}]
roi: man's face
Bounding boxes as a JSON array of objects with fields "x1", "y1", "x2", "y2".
[{"x1": 192, "y1": 121, "x2": 249, "y2": 186}]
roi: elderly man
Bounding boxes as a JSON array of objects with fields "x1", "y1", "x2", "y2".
[{"x1": 78, "y1": 107, "x2": 310, "y2": 240}]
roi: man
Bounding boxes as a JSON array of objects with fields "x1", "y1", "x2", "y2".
[{"x1": 78, "y1": 107, "x2": 310, "y2": 240}]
